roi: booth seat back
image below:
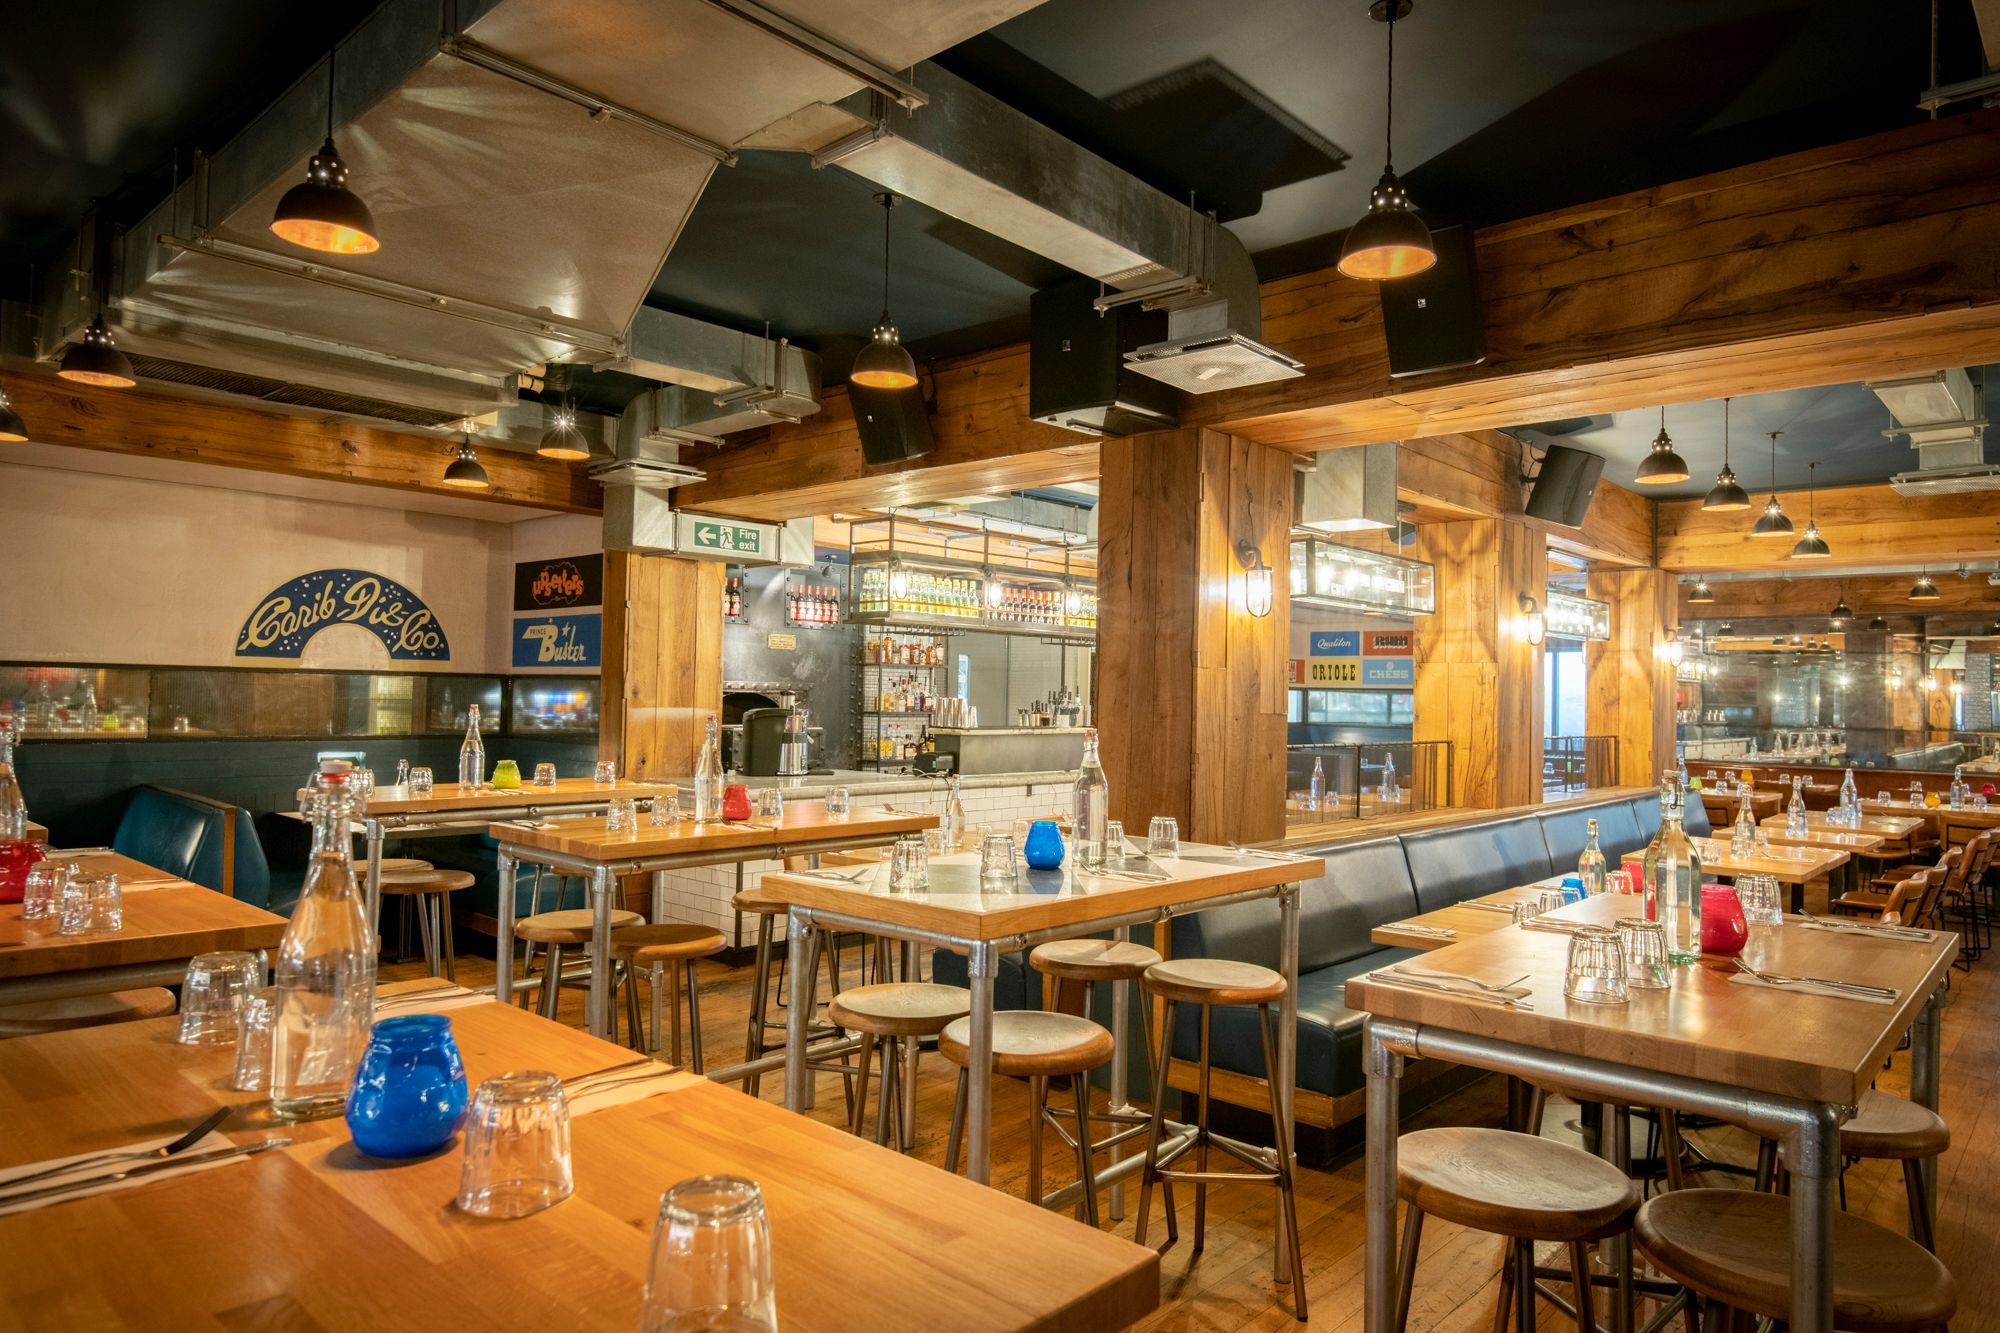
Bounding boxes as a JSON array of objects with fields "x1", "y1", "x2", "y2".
[
  {"x1": 1540, "y1": 799, "x2": 1645, "y2": 868},
  {"x1": 114, "y1": 786, "x2": 276, "y2": 911},
  {"x1": 1169, "y1": 836, "x2": 1421, "y2": 971},
  {"x1": 1401, "y1": 817, "x2": 1555, "y2": 913}
]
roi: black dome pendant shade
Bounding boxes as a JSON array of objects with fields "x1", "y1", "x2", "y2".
[
  {"x1": 57, "y1": 314, "x2": 137, "y2": 389},
  {"x1": 537, "y1": 403, "x2": 590, "y2": 461},
  {"x1": 1337, "y1": 1, "x2": 1435, "y2": 281},
  {"x1": 0, "y1": 386, "x2": 27, "y2": 441},
  {"x1": 441, "y1": 437, "x2": 489, "y2": 489},
  {"x1": 1750, "y1": 431, "x2": 1794, "y2": 536},
  {"x1": 1633, "y1": 406, "x2": 1689, "y2": 485},
  {"x1": 1789, "y1": 462, "x2": 1830, "y2": 559},
  {"x1": 849, "y1": 193, "x2": 918, "y2": 390},
  {"x1": 1702, "y1": 398, "x2": 1750, "y2": 510},
  {"x1": 271, "y1": 43, "x2": 380, "y2": 255}
]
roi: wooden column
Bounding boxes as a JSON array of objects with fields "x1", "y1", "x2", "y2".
[
  {"x1": 1408, "y1": 520, "x2": 1546, "y2": 809},
  {"x1": 1585, "y1": 569, "x2": 1679, "y2": 788},
  {"x1": 1097, "y1": 427, "x2": 1292, "y2": 845},
  {"x1": 598, "y1": 551, "x2": 724, "y2": 780}
]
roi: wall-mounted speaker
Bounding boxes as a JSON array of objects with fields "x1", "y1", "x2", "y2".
[
  {"x1": 1524, "y1": 445, "x2": 1605, "y2": 528},
  {"x1": 1379, "y1": 224, "x2": 1485, "y2": 378},
  {"x1": 851, "y1": 383, "x2": 935, "y2": 465}
]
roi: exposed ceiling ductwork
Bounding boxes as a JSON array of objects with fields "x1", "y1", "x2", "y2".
[
  {"x1": 1871, "y1": 369, "x2": 1998, "y2": 496},
  {"x1": 36, "y1": 0, "x2": 1039, "y2": 432},
  {"x1": 781, "y1": 60, "x2": 1299, "y2": 393}
]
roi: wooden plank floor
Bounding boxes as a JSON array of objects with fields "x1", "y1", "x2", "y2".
[{"x1": 388, "y1": 935, "x2": 1997, "y2": 1331}]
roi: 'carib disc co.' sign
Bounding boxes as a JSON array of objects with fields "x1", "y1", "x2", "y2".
[{"x1": 235, "y1": 569, "x2": 452, "y2": 661}]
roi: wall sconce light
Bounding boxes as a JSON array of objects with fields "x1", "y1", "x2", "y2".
[
  {"x1": 1516, "y1": 593, "x2": 1545, "y2": 645},
  {"x1": 1237, "y1": 541, "x2": 1273, "y2": 618},
  {"x1": 1656, "y1": 630, "x2": 1685, "y2": 665},
  {"x1": 1918, "y1": 675, "x2": 1936, "y2": 692},
  {"x1": 1890, "y1": 669, "x2": 1904, "y2": 689}
]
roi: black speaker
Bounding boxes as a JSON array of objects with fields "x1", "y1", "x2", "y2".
[
  {"x1": 1028, "y1": 277, "x2": 1179, "y2": 436},
  {"x1": 850, "y1": 383, "x2": 935, "y2": 465},
  {"x1": 1525, "y1": 445, "x2": 1605, "y2": 528},
  {"x1": 1379, "y1": 224, "x2": 1485, "y2": 377}
]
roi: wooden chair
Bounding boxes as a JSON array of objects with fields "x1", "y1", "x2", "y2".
[
  {"x1": 1940, "y1": 830, "x2": 1992, "y2": 962},
  {"x1": 1833, "y1": 872, "x2": 1927, "y2": 926}
]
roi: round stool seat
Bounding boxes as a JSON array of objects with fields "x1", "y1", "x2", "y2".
[
  {"x1": 732, "y1": 889, "x2": 781, "y2": 915},
  {"x1": 829, "y1": 983, "x2": 971, "y2": 1038},
  {"x1": 377, "y1": 857, "x2": 432, "y2": 876},
  {"x1": 939, "y1": 1010, "x2": 1114, "y2": 1077},
  {"x1": 1398, "y1": 1127, "x2": 1640, "y2": 1243},
  {"x1": 1635, "y1": 1189, "x2": 1955, "y2": 1331},
  {"x1": 0, "y1": 988, "x2": 178, "y2": 1037},
  {"x1": 609, "y1": 923, "x2": 726, "y2": 965},
  {"x1": 381, "y1": 869, "x2": 475, "y2": 896},
  {"x1": 1031, "y1": 938, "x2": 1163, "y2": 982},
  {"x1": 1842, "y1": 1090, "x2": 1949, "y2": 1159},
  {"x1": 516, "y1": 907, "x2": 642, "y2": 944},
  {"x1": 1142, "y1": 957, "x2": 1285, "y2": 1006}
]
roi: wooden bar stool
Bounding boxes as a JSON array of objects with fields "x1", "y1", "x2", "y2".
[
  {"x1": 514, "y1": 907, "x2": 642, "y2": 1020},
  {"x1": 829, "y1": 982, "x2": 969, "y2": 1149},
  {"x1": 1393, "y1": 1127, "x2": 1639, "y2": 1333},
  {"x1": 1767, "y1": 1090, "x2": 1950, "y2": 1251},
  {"x1": 1634, "y1": 1189, "x2": 1955, "y2": 1331},
  {"x1": 610, "y1": 923, "x2": 725, "y2": 1071},
  {"x1": 940, "y1": 1010, "x2": 1114, "y2": 1224},
  {"x1": 733, "y1": 887, "x2": 850, "y2": 1099},
  {"x1": 1133, "y1": 958, "x2": 1307, "y2": 1319},
  {"x1": 1030, "y1": 938, "x2": 1162, "y2": 1195},
  {"x1": 379, "y1": 869, "x2": 473, "y2": 980},
  {"x1": 0, "y1": 989, "x2": 177, "y2": 1038}
]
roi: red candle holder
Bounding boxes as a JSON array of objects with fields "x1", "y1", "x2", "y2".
[
  {"x1": 1699, "y1": 883, "x2": 1748, "y2": 956},
  {"x1": 721, "y1": 783, "x2": 752, "y2": 822}
]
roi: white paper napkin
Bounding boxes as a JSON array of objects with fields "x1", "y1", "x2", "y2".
[
  {"x1": 0, "y1": 1132, "x2": 258, "y2": 1216},
  {"x1": 1727, "y1": 973, "x2": 1898, "y2": 1005},
  {"x1": 373, "y1": 986, "x2": 496, "y2": 1017},
  {"x1": 1796, "y1": 918, "x2": 1934, "y2": 943},
  {"x1": 1395, "y1": 923, "x2": 1458, "y2": 940},
  {"x1": 564, "y1": 1064, "x2": 692, "y2": 1117}
]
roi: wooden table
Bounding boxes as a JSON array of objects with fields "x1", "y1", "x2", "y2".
[
  {"x1": 1369, "y1": 884, "x2": 1545, "y2": 952},
  {"x1": 1697, "y1": 788, "x2": 1782, "y2": 820},
  {"x1": 490, "y1": 803, "x2": 936, "y2": 1039},
  {"x1": 1347, "y1": 895, "x2": 1955, "y2": 1333},
  {"x1": 1690, "y1": 837, "x2": 1847, "y2": 912},
  {"x1": 761, "y1": 840, "x2": 1325, "y2": 1288},
  {"x1": 23, "y1": 819, "x2": 45, "y2": 844},
  {"x1": 1767, "y1": 810, "x2": 1927, "y2": 840},
  {"x1": 32, "y1": 849, "x2": 198, "y2": 889},
  {"x1": 1860, "y1": 800, "x2": 2000, "y2": 837},
  {"x1": 0, "y1": 981, "x2": 1159, "y2": 1331},
  {"x1": 0, "y1": 867, "x2": 285, "y2": 1004}
]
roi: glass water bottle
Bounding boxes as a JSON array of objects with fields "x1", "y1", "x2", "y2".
[
  {"x1": 1073, "y1": 729, "x2": 1110, "y2": 869},
  {"x1": 272, "y1": 767, "x2": 376, "y2": 1119},
  {"x1": 1308, "y1": 756, "x2": 1325, "y2": 813},
  {"x1": 693, "y1": 715, "x2": 724, "y2": 822},
  {"x1": 1950, "y1": 765, "x2": 1969, "y2": 810},
  {"x1": 1380, "y1": 751, "x2": 1399, "y2": 807},
  {"x1": 1732, "y1": 785, "x2": 1757, "y2": 856},
  {"x1": 1577, "y1": 819, "x2": 1607, "y2": 895},
  {"x1": 1643, "y1": 776, "x2": 1705, "y2": 964},
  {"x1": 1785, "y1": 776, "x2": 1808, "y2": 836},
  {"x1": 457, "y1": 704, "x2": 485, "y2": 790},
  {"x1": 940, "y1": 773, "x2": 966, "y2": 852},
  {"x1": 1838, "y1": 769, "x2": 1858, "y2": 825},
  {"x1": 0, "y1": 722, "x2": 26, "y2": 842}
]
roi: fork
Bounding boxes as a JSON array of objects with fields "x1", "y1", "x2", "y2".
[
  {"x1": 1226, "y1": 841, "x2": 1306, "y2": 863},
  {"x1": 559, "y1": 1058, "x2": 653, "y2": 1090},
  {"x1": 0, "y1": 1106, "x2": 232, "y2": 1193},
  {"x1": 1371, "y1": 972, "x2": 1535, "y2": 1010},
  {"x1": 1730, "y1": 958, "x2": 1897, "y2": 998},
  {"x1": 1392, "y1": 966, "x2": 1531, "y2": 994}
]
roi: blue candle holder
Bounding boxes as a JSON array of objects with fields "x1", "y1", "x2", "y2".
[
  {"x1": 1023, "y1": 819, "x2": 1065, "y2": 870},
  {"x1": 346, "y1": 1014, "x2": 469, "y2": 1158}
]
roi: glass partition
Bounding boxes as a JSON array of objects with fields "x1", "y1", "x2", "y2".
[{"x1": 1284, "y1": 739, "x2": 1453, "y2": 828}]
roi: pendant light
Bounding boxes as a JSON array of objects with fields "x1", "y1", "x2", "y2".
[
  {"x1": 1633, "y1": 406, "x2": 1689, "y2": 485},
  {"x1": 1336, "y1": 1, "x2": 1436, "y2": 281},
  {"x1": 441, "y1": 436, "x2": 489, "y2": 489},
  {"x1": 271, "y1": 41, "x2": 380, "y2": 255},
  {"x1": 1688, "y1": 578, "x2": 1714, "y2": 603},
  {"x1": 57, "y1": 314, "x2": 137, "y2": 388},
  {"x1": 537, "y1": 402, "x2": 590, "y2": 461},
  {"x1": 1867, "y1": 615, "x2": 1888, "y2": 631},
  {"x1": 1702, "y1": 397, "x2": 1750, "y2": 510},
  {"x1": 849, "y1": 193, "x2": 918, "y2": 390},
  {"x1": 1750, "y1": 431, "x2": 1793, "y2": 537},
  {"x1": 1828, "y1": 586, "x2": 1853, "y2": 628},
  {"x1": 1788, "y1": 461, "x2": 1830, "y2": 559},
  {"x1": 0, "y1": 386, "x2": 29, "y2": 442},
  {"x1": 1909, "y1": 569, "x2": 1939, "y2": 601}
]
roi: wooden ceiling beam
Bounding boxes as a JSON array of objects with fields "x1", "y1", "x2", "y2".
[
  {"x1": 1680, "y1": 572, "x2": 2000, "y2": 620},
  {"x1": 0, "y1": 370, "x2": 601, "y2": 514},
  {"x1": 1657, "y1": 482, "x2": 2000, "y2": 573}
]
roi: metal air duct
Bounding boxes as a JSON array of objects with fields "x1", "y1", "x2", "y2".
[{"x1": 1872, "y1": 369, "x2": 1998, "y2": 497}]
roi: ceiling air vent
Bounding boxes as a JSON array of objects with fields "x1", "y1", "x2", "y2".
[{"x1": 122, "y1": 353, "x2": 465, "y2": 429}]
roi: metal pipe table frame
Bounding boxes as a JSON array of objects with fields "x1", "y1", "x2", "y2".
[
  {"x1": 779, "y1": 879, "x2": 1306, "y2": 1282},
  {"x1": 1359, "y1": 982, "x2": 1946, "y2": 1333}
]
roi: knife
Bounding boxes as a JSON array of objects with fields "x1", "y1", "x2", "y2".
[{"x1": 0, "y1": 1138, "x2": 291, "y2": 1209}]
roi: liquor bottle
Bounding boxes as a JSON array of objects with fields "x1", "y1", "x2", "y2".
[
  {"x1": 272, "y1": 765, "x2": 375, "y2": 1119},
  {"x1": 1785, "y1": 776, "x2": 1808, "y2": 837},
  {"x1": 457, "y1": 705, "x2": 485, "y2": 790},
  {"x1": 1732, "y1": 785, "x2": 1757, "y2": 856},
  {"x1": 1950, "y1": 765, "x2": 1969, "y2": 811},
  {"x1": 1838, "y1": 768, "x2": 1858, "y2": 825},
  {"x1": 1577, "y1": 819, "x2": 1607, "y2": 895},
  {"x1": 1308, "y1": 756, "x2": 1325, "y2": 813},
  {"x1": 940, "y1": 773, "x2": 966, "y2": 852},
  {"x1": 694, "y1": 715, "x2": 724, "y2": 821},
  {"x1": 1073, "y1": 728, "x2": 1110, "y2": 869},
  {"x1": 1642, "y1": 774, "x2": 1705, "y2": 964}
]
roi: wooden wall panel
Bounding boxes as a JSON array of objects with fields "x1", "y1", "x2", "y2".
[
  {"x1": 1585, "y1": 569, "x2": 1679, "y2": 789},
  {"x1": 599, "y1": 552, "x2": 724, "y2": 781},
  {"x1": 1659, "y1": 483, "x2": 2000, "y2": 573},
  {"x1": 1677, "y1": 572, "x2": 2000, "y2": 620},
  {"x1": 1409, "y1": 520, "x2": 1545, "y2": 808}
]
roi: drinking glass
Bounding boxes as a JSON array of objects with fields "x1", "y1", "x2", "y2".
[
  {"x1": 1146, "y1": 816, "x2": 1180, "y2": 856},
  {"x1": 606, "y1": 798, "x2": 638, "y2": 833},
  {"x1": 1509, "y1": 899, "x2": 1538, "y2": 926},
  {"x1": 889, "y1": 836, "x2": 930, "y2": 891},
  {"x1": 1615, "y1": 919, "x2": 1670, "y2": 990},
  {"x1": 59, "y1": 870, "x2": 121, "y2": 935},
  {"x1": 1737, "y1": 873, "x2": 1783, "y2": 926},
  {"x1": 177, "y1": 951, "x2": 262, "y2": 1046},
  {"x1": 21, "y1": 861, "x2": 65, "y2": 921},
  {"x1": 1103, "y1": 820, "x2": 1127, "y2": 867},
  {"x1": 456, "y1": 1071, "x2": 574, "y2": 1219},
  {"x1": 1535, "y1": 888, "x2": 1566, "y2": 917},
  {"x1": 825, "y1": 787, "x2": 850, "y2": 817},
  {"x1": 650, "y1": 785, "x2": 682, "y2": 828},
  {"x1": 640, "y1": 1175, "x2": 777, "y2": 1332},
  {"x1": 1563, "y1": 925, "x2": 1630, "y2": 1004},
  {"x1": 409, "y1": 767, "x2": 434, "y2": 797},
  {"x1": 1876, "y1": 789, "x2": 1891, "y2": 805},
  {"x1": 231, "y1": 988, "x2": 279, "y2": 1092},
  {"x1": 756, "y1": 787, "x2": 784, "y2": 820},
  {"x1": 594, "y1": 760, "x2": 618, "y2": 785},
  {"x1": 534, "y1": 763, "x2": 558, "y2": 788},
  {"x1": 1976, "y1": 795, "x2": 1991, "y2": 812},
  {"x1": 979, "y1": 831, "x2": 1017, "y2": 889}
]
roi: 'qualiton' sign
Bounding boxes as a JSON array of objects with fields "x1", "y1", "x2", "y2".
[{"x1": 235, "y1": 569, "x2": 452, "y2": 661}]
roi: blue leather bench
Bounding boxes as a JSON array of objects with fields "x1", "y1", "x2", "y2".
[{"x1": 113, "y1": 786, "x2": 289, "y2": 914}]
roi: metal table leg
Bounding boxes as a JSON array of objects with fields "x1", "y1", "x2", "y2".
[
  {"x1": 587, "y1": 864, "x2": 615, "y2": 1037},
  {"x1": 966, "y1": 940, "x2": 997, "y2": 1184},
  {"x1": 1109, "y1": 922, "x2": 1131, "y2": 1222},
  {"x1": 1910, "y1": 983, "x2": 1943, "y2": 1231},
  {"x1": 1275, "y1": 884, "x2": 1300, "y2": 1283},
  {"x1": 1788, "y1": 1101, "x2": 1840, "y2": 1332},
  {"x1": 362, "y1": 818, "x2": 386, "y2": 941},
  {"x1": 782, "y1": 909, "x2": 819, "y2": 1112},
  {"x1": 1605, "y1": 1105, "x2": 1634, "y2": 1333},
  {"x1": 495, "y1": 852, "x2": 517, "y2": 1005},
  {"x1": 1363, "y1": 1019, "x2": 1403, "y2": 1333}
]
